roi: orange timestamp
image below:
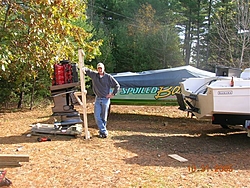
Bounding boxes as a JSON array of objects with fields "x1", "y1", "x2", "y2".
[{"x1": 188, "y1": 164, "x2": 233, "y2": 172}]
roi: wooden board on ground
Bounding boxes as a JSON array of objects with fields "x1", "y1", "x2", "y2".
[
  {"x1": 0, "y1": 162, "x2": 21, "y2": 167},
  {"x1": 31, "y1": 123, "x2": 83, "y2": 136},
  {"x1": 168, "y1": 154, "x2": 188, "y2": 162},
  {"x1": 0, "y1": 154, "x2": 29, "y2": 167}
]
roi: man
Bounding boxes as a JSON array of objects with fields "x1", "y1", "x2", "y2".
[{"x1": 83, "y1": 63, "x2": 120, "y2": 138}]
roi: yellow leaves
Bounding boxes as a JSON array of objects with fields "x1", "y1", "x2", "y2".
[
  {"x1": 138, "y1": 3, "x2": 156, "y2": 19},
  {"x1": 83, "y1": 40, "x2": 103, "y2": 59},
  {"x1": 132, "y1": 3, "x2": 160, "y2": 34}
]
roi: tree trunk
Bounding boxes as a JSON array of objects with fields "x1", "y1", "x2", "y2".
[
  {"x1": 205, "y1": 0, "x2": 212, "y2": 64},
  {"x1": 17, "y1": 82, "x2": 25, "y2": 109},
  {"x1": 184, "y1": 9, "x2": 192, "y2": 65},
  {"x1": 196, "y1": 0, "x2": 200, "y2": 68},
  {"x1": 30, "y1": 79, "x2": 36, "y2": 110}
]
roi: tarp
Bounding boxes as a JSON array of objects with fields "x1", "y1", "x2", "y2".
[{"x1": 112, "y1": 65, "x2": 215, "y2": 87}]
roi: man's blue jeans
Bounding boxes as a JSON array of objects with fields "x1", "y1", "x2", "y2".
[{"x1": 94, "y1": 97, "x2": 110, "y2": 135}]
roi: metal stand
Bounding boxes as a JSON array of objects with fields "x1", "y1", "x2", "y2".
[{"x1": 32, "y1": 77, "x2": 83, "y2": 136}]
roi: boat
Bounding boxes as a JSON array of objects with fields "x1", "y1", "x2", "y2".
[
  {"x1": 176, "y1": 67, "x2": 250, "y2": 133},
  {"x1": 111, "y1": 65, "x2": 215, "y2": 106}
]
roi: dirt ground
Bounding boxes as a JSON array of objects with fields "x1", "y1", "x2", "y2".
[{"x1": 0, "y1": 96, "x2": 250, "y2": 188}]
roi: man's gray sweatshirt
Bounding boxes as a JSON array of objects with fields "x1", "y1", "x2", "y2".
[{"x1": 84, "y1": 68, "x2": 120, "y2": 98}]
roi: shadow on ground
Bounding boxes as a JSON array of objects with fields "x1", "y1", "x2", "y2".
[{"x1": 107, "y1": 112, "x2": 250, "y2": 171}]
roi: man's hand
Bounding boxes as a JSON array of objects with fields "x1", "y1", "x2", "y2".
[
  {"x1": 82, "y1": 67, "x2": 86, "y2": 74},
  {"x1": 106, "y1": 93, "x2": 114, "y2": 98}
]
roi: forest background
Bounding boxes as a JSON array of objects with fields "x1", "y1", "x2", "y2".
[{"x1": 0, "y1": 0, "x2": 250, "y2": 108}]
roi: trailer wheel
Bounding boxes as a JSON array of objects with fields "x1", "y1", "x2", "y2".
[{"x1": 220, "y1": 124, "x2": 230, "y2": 129}]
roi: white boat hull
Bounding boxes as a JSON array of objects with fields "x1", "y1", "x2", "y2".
[{"x1": 179, "y1": 77, "x2": 250, "y2": 120}]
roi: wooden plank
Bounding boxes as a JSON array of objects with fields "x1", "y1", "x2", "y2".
[
  {"x1": 0, "y1": 154, "x2": 29, "y2": 162},
  {"x1": 78, "y1": 49, "x2": 90, "y2": 139},
  {"x1": 168, "y1": 154, "x2": 188, "y2": 162},
  {"x1": 0, "y1": 162, "x2": 21, "y2": 167},
  {"x1": 73, "y1": 92, "x2": 83, "y2": 106}
]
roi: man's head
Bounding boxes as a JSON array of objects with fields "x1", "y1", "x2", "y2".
[{"x1": 97, "y1": 62, "x2": 105, "y2": 75}]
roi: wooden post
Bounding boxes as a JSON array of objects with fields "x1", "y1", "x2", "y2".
[{"x1": 78, "y1": 49, "x2": 90, "y2": 139}]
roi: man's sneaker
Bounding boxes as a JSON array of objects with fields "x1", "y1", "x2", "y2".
[{"x1": 99, "y1": 133, "x2": 107, "y2": 138}]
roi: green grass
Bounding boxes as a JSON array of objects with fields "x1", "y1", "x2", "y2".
[{"x1": 111, "y1": 99, "x2": 179, "y2": 106}]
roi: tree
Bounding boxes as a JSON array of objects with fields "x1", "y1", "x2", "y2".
[
  {"x1": 234, "y1": 0, "x2": 250, "y2": 68},
  {"x1": 87, "y1": 0, "x2": 250, "y2": 73},
  {"x1": 87, "y1": 0, "x2": 184, "y2": 72},
  {"x1": 208, "y1": 0, "x2": 250, "y2": 69},
  {"x1": 0, "y1": 0, "x2": 102, "y2": 107}
]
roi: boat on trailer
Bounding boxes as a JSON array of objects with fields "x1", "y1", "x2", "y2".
[{"x1": 176, "y1": 68, "x2": 250, "y2": 136}]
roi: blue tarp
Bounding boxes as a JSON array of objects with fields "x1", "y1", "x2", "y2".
[{"x1": 112, "y1": 65, "x2": 215, "y2": 87}]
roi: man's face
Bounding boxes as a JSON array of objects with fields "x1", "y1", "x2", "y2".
[{"x1": 97, "y1": 67, "x2": 104, "y2": 74}]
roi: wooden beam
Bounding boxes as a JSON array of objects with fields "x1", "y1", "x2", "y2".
[
  {"x1": 0, "y1": 154, "x2": 29, "y2": 167},
  {"x1": 0, "y1": 154, "x2": 29, "y2": 162},
  {"x1": 73, "y1": 92, "x2": 83, "y2": 106},
  {"x1": 78, "y1": 49, "x2": 90, "y2": 139},
  {"x1": 0, "y1": 162, "x2": 21, "y2": 167}
]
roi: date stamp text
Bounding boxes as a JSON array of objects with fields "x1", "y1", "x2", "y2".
[{"x1": 188, "y1": 164, "x2": 233, "y2": 172}]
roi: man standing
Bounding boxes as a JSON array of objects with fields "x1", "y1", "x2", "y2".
[{"x1": 83, "y1": 63, "x2": 120, "y2": 138}]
